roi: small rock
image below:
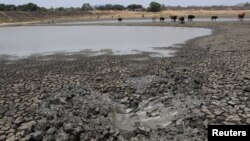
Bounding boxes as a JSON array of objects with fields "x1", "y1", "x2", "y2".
[
  {"x1": 150, "y1": 111, "x2": 160, "y2": 117},
  {"x1": 243, "y1": 87, "x2": 250, "y2": 92},
  {"x1": 14, "y1": 117, "x2": 23, "y2": 125},
  {"x1": 121, "y1": 97, "x2": 128, "y2": 103},
  {"x1": 2, "y1": 125, "x2": 10, "y2": 131},
  {"x1": 244, "y1": 107, "x2": 250, "y2": 112},
  {"x1": 211, "y1": 96, "x2": 219, "y2": 100},
  {"x1": 228, "y1": 101, "x2": 236, "y2": 106},
  {"x1": 211, "y1": 101, "x2": 221, "y2": 106},
  {"x1": 139, "y1": 126, "x2": 151, "y2": 132},
  {"x1": 201, "y1": 106, "x2": 213, "y2": 115},
  {"x1": 6, "y1": 129, "x2": 15, "y2": 134},
  {"x1": 42, "y1": 135, "x2": 55, "y2": 141},
  {"x1": 96, "y1": 77, "x2": 103, "y2": 82},
  {"x1": 51, "y1": 97, "x2": 66, "y2": 105},
  {"x1": 0, "y1": 119, "x2": 5, "y2": 125},
  {"x1": 6, "y1": 134, "x2": 17, "y2": 141},
  {"x1": 63, "y1": 123, "x2": 74, "y2": 133},
  {"x1": 20, "y1": 135, "x2": 31, "y2": 141},
  {"x1": 146, "y1": 107, "x2": 159, "y2": 117},
  {"x1": 131, "y1": 137, "x2": 139, "y2": 141},
  {"x1": 29, "y1": 104, "x2": 39, "y2": 111},
  {"x1": 246, "y1": 119, "x2": 250, "y2": 124},
  {"x1": 176, "y1": 119, "x2": 183, "y2": 125},
  {"x1": 47, "y1": 127, "x2": 56, "y2": 135},
  {"x1": 30, "y1": 131, "x2": 42, "y2": 140},
  {"x1": 247, "y1": 114, "x2": 250, "y2": 118},
  {"x1": 0, "y1": 135, "x2": 6, "y2": 140},
  {"x1": 192, "y1": 128, "x2": 199, "y2": 134},
  {"x1": 226, "y1": 115, "x2": 241, "y2": 122},
  {"x1": 213, "y1": 109, "x2": 224, "y2": 116},
  {"x1": 19, "y1": 121, "x2": 36, "y2": 131},
  {"x1": 0, "y1": 108, "x2": 7, "y2": 114},
  {"x1": 240, "y1": 105, "x2": 246, "y2": 109},
  {"x1": 194, "y1": 79, "x2": 201, "y2": 85},
  {"x1": 58, "y1": 129, "x2": 69, "y2": 141},
  {"x1": 16, "y1": 130, "x2": 25, "y2": 136},
  {"x1": 114, "y1": 128, "x2": 120, "y2": 136}
]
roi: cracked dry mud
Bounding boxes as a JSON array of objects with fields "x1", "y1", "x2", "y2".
[{"x1": 0, "y1": 21, "x2": 250, "y2": 141}]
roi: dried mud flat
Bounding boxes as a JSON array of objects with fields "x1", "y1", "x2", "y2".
[{"x1": 0, "y1": 21, "x2": 250, "y2": 141}]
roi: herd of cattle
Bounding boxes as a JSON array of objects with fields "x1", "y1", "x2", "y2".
[{"x1": 117, "y1": 13, "x2": 246, "y2": 24}]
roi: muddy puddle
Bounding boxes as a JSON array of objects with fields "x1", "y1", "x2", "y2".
[
  {"x1": 107, "y1": 75, "x2": 202, "y2": 131},
  {"x1": 112, "y1": 95, "x2": 180, "y2": 130}
]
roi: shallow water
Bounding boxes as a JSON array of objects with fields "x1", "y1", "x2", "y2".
[
  {"x1": 59, "y1": 18, "x2": 250, "y2": 25},
  {"x1": 0, "y1": 26, "x2": 211, "y2": 58}
]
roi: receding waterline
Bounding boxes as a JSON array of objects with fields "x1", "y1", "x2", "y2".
[{"x1": 0, "y1": 26, "x2": 211, "y2": 58}]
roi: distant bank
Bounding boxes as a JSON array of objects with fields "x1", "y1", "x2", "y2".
[{"x1": 0, "y1": 10, "x2": 250, "y2": 24}]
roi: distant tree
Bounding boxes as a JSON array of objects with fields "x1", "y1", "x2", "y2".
[
  {"x1": 0, "y1": 4, "x2": 5, "y2": 11},
  {"x1": 39, "y1": 7, "x2": 48, "y2": 12},
  {"x1": 56, "y1": 7, "x2": 66, "y2": 11},
  {"x1": 112, "y1": 4, "x2": 125, "y2": 10},
  {"x1": 18, "y1": 3, "x2": 39, "y2": 11},
  {"x1": 245, "y1": 2, "x2": 250, "y2": 6},
  {"x1": 127, "y1": 4, "x2": 143, "y2": 11},
  {"x1": 68, "y1": 7, "x2": 77, "y2": 11},
  {"x1": 105, "y1": 4, "x2": 113, "y2": 10},
  {"x1": 95, "y1": 5, "x2": 104, "y2": 10},
  {"x1": 95, "y1": 4, "x2": 125, "y2": 11},
  {"x1": 82, "y1": 3, "x2": 93, "y2": 11},
  {"x1": 0, "y1": 4, "x2": 16, "y2": 11},
  {"x1": 149, "y1": 1, "x2": 161, "y2": 12}
]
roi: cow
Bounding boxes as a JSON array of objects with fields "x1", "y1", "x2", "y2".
[
  {"x1": 179, "y1": 16, "x2": 185, "y2": 24},
  {"x1": 211, "y1": 16, "x2": 218, "y2": 21},
  {"x1": 170, "y1": 15, "x2": 178, "y2": 22},
  {"x1": 160, "y1": 17, "x2": 165, "y2": 22},
  {"x1": 238, "y1": 13, "x2": 245, "y2": 21},
  {"x1": 188, "y1": 15, "x2": 195, "y2": 22},
  {"x1": 118, "y1": 17, "x2": 123, "y2": 22}
]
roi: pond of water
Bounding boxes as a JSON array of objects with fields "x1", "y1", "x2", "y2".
[{"x1": 0, "y1": 26, "x2": 211, "y2": 58}]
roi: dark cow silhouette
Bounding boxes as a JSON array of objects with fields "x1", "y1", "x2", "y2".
[
  {"x1": 118, "y1": 18, "x2": 123, "y2": 22},
  {"x1": 160, "y1": 17, "x2": 165, "y2": 22},
  {"x1": 238, "y1": 13, "x2": 245, "y2": 21},
  {"x1": 211, "y1": 16, "x2": 218, "y2": 21},
  {"x1": 188, "y1": 15, "x2": 195, "y2": 22},
  {"x1": 179, "y1": 16, "x2": 185, "y2": 24},
  {"x1": 170, "y1": 15, "x2": 178, "y2": 22}
]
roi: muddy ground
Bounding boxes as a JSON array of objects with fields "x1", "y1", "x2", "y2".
[{"x1": 0, "y1": 21, "x2": 250, "y2": 141}]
